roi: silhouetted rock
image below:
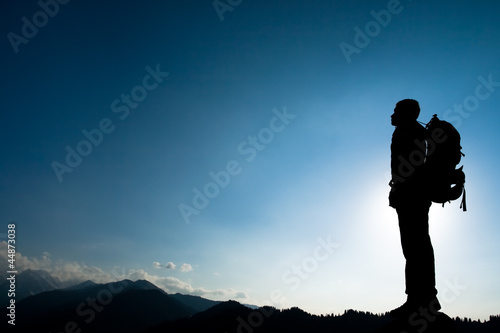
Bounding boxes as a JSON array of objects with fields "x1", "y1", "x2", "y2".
[
  {"x1": 147, "y1": 302, "x2": 500, "y2": 333},
  {"x1": 145, "y1": 300, "x2": 254, "y2": 333},
  {"x1": 372, "y1": 311, "x2": 456, "y2": 333}
]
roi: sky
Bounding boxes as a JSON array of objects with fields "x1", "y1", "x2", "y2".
[{"x1": 1, "y1": 0, "x2": 500, "y2": 321}]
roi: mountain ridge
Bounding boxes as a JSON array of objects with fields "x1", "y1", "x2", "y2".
[
  {"x1": 0, "y1": 269, "x2": 64, "y2": 307},
  {"x1": 4, "y1": 279, "x2": 200, "y2": 333},
  {"x1": 2, "y1": 272, "x2": 498, "y2": 333},
  {"x1": 147, "y1": 303, "x2": 500, "y2": 333}
]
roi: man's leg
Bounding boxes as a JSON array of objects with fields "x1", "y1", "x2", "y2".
[
  {"x1": 398, "y1": 200, "x2": 437, "y2": 299},
  {"x1": 390, "y1": 200, "x2": 439, "y2": 317}
]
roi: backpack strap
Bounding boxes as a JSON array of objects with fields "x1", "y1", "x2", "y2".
[{"x1": 460, "y1": 187, "x2": 467, "y2": 212}]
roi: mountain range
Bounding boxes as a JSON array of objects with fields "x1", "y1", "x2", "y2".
[
  {"x1": 1, "y1": 269, "x2": 499, "y2": 332},
  {"x1": 1, "y1": 270, "x2": 219, "y2": 332},
  {"x1": 0, "y1": 269, "x2": 65, "y2": 307}
]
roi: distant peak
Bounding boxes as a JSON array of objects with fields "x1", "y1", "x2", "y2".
[
  {"x1": 211, "y1": 300, "x2": 245, "y2": 311},
  {"x1": 64, "y1": 280, "x2": 98, "y2": 290}
]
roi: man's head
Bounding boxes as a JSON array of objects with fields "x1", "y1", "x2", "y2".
[{"x1": 391, "y1": 99, "x2": 420, "y2": 126}]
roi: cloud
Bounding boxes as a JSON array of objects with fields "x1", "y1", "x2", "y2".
[
  {"x1": 165, "y1": 262, "x2": 176, "y2": 270},
  {"x1": 0, "y1": 241, "x2": 52, "y2": 272},
  {"x1": 127, "y1": 269, "x2": 248, "y2": 300},
  {"x1": 151, "y1": 261, "x2": 191, "y2": 272},
  {"x1": 0, "y1": 241, "x2": 246, "y2": 301},
  {"x1": 0, "y1": 241, "x2": 121, "y2": 284},
  {"x1": 235, "y1": 291, "x2": 248, "y2": 299},
  {"x1": 179, "y1": 263, "x2": 193, "y2": 272}
]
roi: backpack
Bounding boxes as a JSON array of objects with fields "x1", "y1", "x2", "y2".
[{"x1": 423, "y1": 114, "x2": 466, "y2": 211}]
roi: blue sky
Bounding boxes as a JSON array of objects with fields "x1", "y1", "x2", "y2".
[{"x1": 1, "y1": 0, "x2": 500, "y2": 320}]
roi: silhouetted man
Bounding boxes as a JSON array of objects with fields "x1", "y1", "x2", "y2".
[{"x1": 388, "y1": 99, "x2": 440, "y2": 318}]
